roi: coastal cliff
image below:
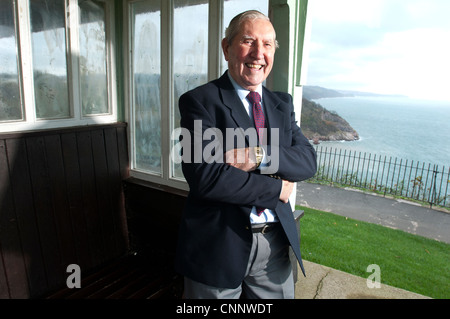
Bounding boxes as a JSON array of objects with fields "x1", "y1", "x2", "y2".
[
  {"x1": 299, "y1": 85, "x2": 406, "y2": 142},
  {"x1": 300, "y1": 98, "x2": 359, "y2": 143}
]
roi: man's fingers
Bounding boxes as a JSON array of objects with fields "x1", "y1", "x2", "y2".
[{"x1": 224, "y1": 148, "x2": 257, "y2": 172}]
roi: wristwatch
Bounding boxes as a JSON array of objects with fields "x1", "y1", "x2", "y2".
[{"x1": 254, "y1": 146, "x2": 263, "y2": 168}]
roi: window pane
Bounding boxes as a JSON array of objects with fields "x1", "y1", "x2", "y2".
[
  {"x1": 0, "y1": 0, "x2": 23, "y2": 122},
  {"x1": 30, "y1": 0, "x2": 70, "y2": 119},
  {"x1": 172, "y1": 0, "x2": 209, "y2": 179},
  {"x1": 131, "y1": 0, "x2": 161, "y2": 174},
  {"x1": 79, "y1": 0, "x2": 108, "y2": 115}
]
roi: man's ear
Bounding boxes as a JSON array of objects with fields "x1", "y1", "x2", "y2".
[{"x1": 221, "y1": 38, "x2": 230, "y2": 61}]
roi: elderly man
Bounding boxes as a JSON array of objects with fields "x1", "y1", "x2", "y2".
[{"x1": 175, "y1": 10, "x2": 317, "y2": 299}]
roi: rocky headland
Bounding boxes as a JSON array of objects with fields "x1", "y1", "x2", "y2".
[
  {"x1": 300, "y1": 97, "x2": 359, "y2": 143},
  {"x1": 300, "y1": 86, "x2": 407, "y2": 143}
]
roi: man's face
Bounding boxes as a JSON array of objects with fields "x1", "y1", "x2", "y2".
[{"x1": 222, "y1": 18, "x2": 276, "y2": 91}]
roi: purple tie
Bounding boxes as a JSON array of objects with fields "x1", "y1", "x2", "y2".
[
  {"x1": 247, "y1": 91, "x2": 265, "y2": 216},
  {"x1": 247, "y1": 91, "x2": 265, "y2": 143}
]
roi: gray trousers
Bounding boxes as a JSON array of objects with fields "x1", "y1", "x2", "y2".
[{"x1": 184, "y1": 225, "x2": 294, "y2": 299}]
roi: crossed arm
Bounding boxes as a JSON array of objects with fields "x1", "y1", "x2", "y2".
[
  {"x1": 179, "y1": 90, "x2": 317, "y2": 209},
  {"x1": 224, "y1": 147, "x2": 294, "y2": 203}
]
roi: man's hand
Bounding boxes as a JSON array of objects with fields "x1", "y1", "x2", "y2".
[
  {"x1": 279, "y1": 180, "x2": 294, "y2": 203},
  {"x1": 224, "y1": 148, "x2": 257, "y2": 172},
  {"x1": 225, "y1": 148, "x2": 293, "y2": 203}
]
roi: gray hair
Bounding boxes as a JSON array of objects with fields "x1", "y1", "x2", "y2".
[{"x1": 224, "y1": 10, "x2": 279, "y2": 48}]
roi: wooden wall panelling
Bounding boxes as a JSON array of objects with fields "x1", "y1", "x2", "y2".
[
  {"x1": 60, "y1": 132, "x2": 94, "y2": 270},
  {"x1": 5, "y1": 138, "x2": 47, "y2": 298},
  {"x1": 116, "y1": 125, "x2": 131, "y2": 249},
  {"x1": 0, "y1": 124, "x2": 130, "y2": 298},
  {"x1": 91, "y1": 128, "x2": 118, "y2": 262},
  {"x1": 26, "y1": 135, "x2": 63, "y2": 292},
  {"x1": 104, "y1": 127, "x2": 129, "y2": 256},
  {"x1": 76, "y1": 130, "x2": 106, "y2": 267},
  {"x1": 0, "y1": 139, "x2": 29, "y2": 298},
  {"x1": 116, "y1": 125, "x2": 129, "y2": 180},
  {"x1": 44, "y1": 134, "x2": 78, "y2": 274}
]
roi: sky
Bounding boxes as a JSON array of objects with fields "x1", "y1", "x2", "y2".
[{"x1": 305, "y1": 0, "x2": 450, "y2": 101}]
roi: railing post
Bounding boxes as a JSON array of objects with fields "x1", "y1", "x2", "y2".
[{"x1": 429, "y1": 166, "x2": 438, "y2": 208}]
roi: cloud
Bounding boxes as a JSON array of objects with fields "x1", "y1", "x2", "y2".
[
  {"x1": 306, "y1": 0, "x2": 450, "y2": 100},
  {"x1": 310, "y1": 23, "x2": 385, "y2": 50}
]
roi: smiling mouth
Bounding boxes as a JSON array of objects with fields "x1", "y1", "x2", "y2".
[{"x1": 245, "y1": 63, "x2": 264, "y2": 70}]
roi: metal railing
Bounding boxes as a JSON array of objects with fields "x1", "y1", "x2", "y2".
[{"x1": 310, "y1": 146, "x2": 450, "y2": 209}]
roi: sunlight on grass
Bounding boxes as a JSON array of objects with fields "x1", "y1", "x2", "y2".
[{"x1": 297, "y1": 205, "x2": 450, "y2": 299}]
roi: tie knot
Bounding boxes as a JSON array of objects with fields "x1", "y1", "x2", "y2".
[{"x1": 247, "y1": 91, "x2": 261, "y2": 104}]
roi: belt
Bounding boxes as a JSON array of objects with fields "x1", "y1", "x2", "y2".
[{"x1": 251, "y1": 223, "x2": 279, "y2": 234}]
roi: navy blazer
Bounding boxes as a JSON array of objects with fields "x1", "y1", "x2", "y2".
[{"x1": 174, "y1": 72, "x2": 317, "y2": 289}]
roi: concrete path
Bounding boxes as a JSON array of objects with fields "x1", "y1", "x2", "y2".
[
  {"x1": 293, "y1": 182, "x2": 448, "y2": 299},
  {"x1": 295, "y1": 261, "x2": 430, "y2": 299}
]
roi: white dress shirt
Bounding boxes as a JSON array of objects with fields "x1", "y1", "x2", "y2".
[{"x1": 227, "y1": 73, "x2": 279, "y2": 224}]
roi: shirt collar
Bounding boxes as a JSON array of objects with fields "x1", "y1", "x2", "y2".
[{"x1": 227, "y1": 71, "x2": 263, "y2": 102}]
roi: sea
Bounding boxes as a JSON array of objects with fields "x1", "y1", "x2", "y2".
[{"x1": 309, "y1": 96, "x2": 450, "y2": 169}]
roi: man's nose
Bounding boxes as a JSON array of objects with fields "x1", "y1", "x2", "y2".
[{"x1": 250, "y1": 42, "x2": 265, "y2": 59}]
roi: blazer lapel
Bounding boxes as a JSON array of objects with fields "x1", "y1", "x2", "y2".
[
  {"x1": 217, "y1": 73, "x2": 284, "y2": 147},
  {"x1": 218, "y1": 73, "x2": 254, "y2": 140},
  {"x1": 262, "y1": 87, "x2": 283, "y2": 143}
]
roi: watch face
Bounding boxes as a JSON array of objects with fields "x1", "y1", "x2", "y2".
[{"x1": 254, "y1": 147, "x2": 263, "y2": 167}]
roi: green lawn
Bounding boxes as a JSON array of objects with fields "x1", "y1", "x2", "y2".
[{"x1": 297, "y1": 205, "x2": 450, "y2": 299}]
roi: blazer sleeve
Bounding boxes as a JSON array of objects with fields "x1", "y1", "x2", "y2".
[{"x1": 178, "y1": 90, "x2": 283, "y2": 211}]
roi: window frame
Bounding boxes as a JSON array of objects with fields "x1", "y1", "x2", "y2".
[
  {"x1": 125, "y1": 0, "x2": 224, "y2": 190},
  {"x1": 125, "y1": 0, "x2": 274, "y2": 190},
  {"x1": 0, "y1": 0, "x2": 118, "y2": 133}
]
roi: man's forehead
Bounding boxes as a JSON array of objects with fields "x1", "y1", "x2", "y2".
[
  {"x1": 240, "y1": 18, "x2": 274, "y2": 30},
  {"x1": 238, "y1": 20, "x2": 275, "y2": 38}
]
